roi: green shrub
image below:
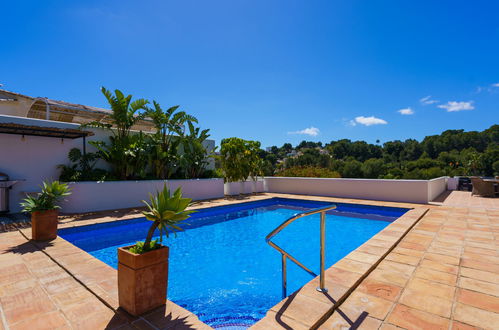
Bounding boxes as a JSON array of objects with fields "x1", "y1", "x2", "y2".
[{"x1": 276, "y1": 166, "x2": 341, "y2": 178}]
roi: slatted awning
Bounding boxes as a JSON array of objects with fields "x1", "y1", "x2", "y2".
[{"x1": 0, "y1": 122, "x2": 94, "y2": 139}]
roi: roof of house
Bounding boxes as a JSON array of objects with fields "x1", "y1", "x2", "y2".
[{"x1": 0, "y1": 89, "x2": 155, "y2": 131}]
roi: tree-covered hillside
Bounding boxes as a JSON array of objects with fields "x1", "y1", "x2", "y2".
[{"x1": 259, "y1": 125, "x2": 499, "y2": 179}]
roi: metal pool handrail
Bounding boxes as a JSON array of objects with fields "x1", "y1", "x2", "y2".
[{"x1": 266, "y1": 204, "x2": 337, "y2": 299}]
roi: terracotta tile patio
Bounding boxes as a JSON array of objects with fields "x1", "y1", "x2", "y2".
[
  {"x1": 315, "y1": 205, "x2": 499, "y2": 330},
  {"x1": 1, "y1": 191, "x2": 498, "y2": 329}
]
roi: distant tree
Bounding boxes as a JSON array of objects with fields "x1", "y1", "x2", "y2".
[
  {"x1": 361, "y1": 158, "x2": 386, "y2": 178},
  {"x1": 342, "y1": 160, "x2": 363, "y2": 178}
]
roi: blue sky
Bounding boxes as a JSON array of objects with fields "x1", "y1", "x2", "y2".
[{"x1": 1, "y1": 1, "x2": 498, "y2": 147}]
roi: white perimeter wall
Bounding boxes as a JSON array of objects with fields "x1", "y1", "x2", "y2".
[
  {"x1": 59, "y1": 179, "x2": 224, "y2": 213},
  {"x1": 428, "y1": 176, "x2": 448, "y2": 202},
  {"x1": 265, "y1": 177, "x2": 448, "y2": 204}
]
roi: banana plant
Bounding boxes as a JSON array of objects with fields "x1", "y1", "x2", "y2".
[
  {"x1": 145, "y1": 101, "x2": 198, "y2": 179},
  {"x1": 85, "y1": 88, "x2": 150, "y2": 179},
  {"x1": 180, "y1": 121, "x2": 213, "y2": 179}
]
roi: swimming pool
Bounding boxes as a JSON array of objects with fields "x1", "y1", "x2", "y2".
[{"x1": 59, "y1": 198, "x2": 408, "y2": 328}]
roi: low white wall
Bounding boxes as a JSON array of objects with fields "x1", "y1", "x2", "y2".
[
  {"x1": 264, "y1": 177, "x2": 445, "y2": 204},
  {"x1": 224, "y1": 180, "x2": 265, "y2": 195},
  {"x1": 59, "y1": 179, "x2": 224, "y2": 213},
  {"x1": 428, "y1": 176, "x2": 448, "y2": 201}
]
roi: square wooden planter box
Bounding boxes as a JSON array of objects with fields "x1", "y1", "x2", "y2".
[{"x1": 118, "y1": 245, "x2": 169, "y2": 316}]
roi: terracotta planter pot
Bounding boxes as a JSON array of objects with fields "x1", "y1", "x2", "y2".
[
  {"x1": 31, "y1": 209, "x2": 59, "y2": 241},
  {"x1": 118, "y1": 245, "x2": 169, "y2": 316}
]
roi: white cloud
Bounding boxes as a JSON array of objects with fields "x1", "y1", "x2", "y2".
[
  {"x1": 475, "y1": 83, "x2": 499, "y2": 93},
  {"x1": 420, "y1": 95, "x2": 438, "y2": 105},
  {"x1": 437, "y1": 101, "x2": 475, "y2": 112},
  {"x1": 288, "y1": 126, "x2": 320, "y2": 136},
  {"x1": 398, "y1": 107, "x2": 414, "y2": 115},
  {"x1": 354, "y1": 116, "x2": 388, "y2": 126}
]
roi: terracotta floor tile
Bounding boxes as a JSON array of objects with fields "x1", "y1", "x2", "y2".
[
  {"x1": 42, "y1": 276, "x2": 81, "y2": 295},
  {"x1": 399, "y1": 288, "x2": 453, "y2": 318},
  {"x1": 299, "y1": 276, "x2": 350, "y2": 306},
  {"x1": 51, "y1": 285, "x2": 95, "y2": 307},
  {"x1": 320, "y1": 311, "x2": 382, "y2": 330},
  {"x1": 464, "y1": 246, "x2": 498, "y2": 256},
  {"x1": 406, "y1": 278, "x2": 454, "y2": 301},
  {"x1": 462, "y1": 251, "x2": 499, "y2": 264},
  {"x1": 324, "y1": 267, "x2": 363, "y2": 289},
  {"x1": 356, "y1": 244, "x2": 389, "y2": 256},
  {"x1": 392, "y1": 247, "x2": 425, "y2": 258},
  {"x1": 251, "y1": 310, "x2": 309, "y2": 330},
  {"x1": 141, "y1": 303, "x2": 200, "y2": 329},
  {"x1": 38, "y1": 269, "x2": 72, "y2": 284},
  {"x1": 386, "y1": 304, "x2": 450, "y2": 330},
  {"x1": 72, "y1": 310, "x2": 125, "y2": 330},
  {"x1": 378, "y1": 323, "x2": 401, "y2": 330},
  {"x1": 398, "y1": 241, "x2": 427, "y2": 251},
  {"x1": 465, "y1": 240, "x2": 499, "y2": 251},
  {"x1": 366, "y1": 238, "x2": 394, "y2": 248},
  {"x1": 367, "y1": 267, "x2": 411, "y2": 287},
  {"x1": 337, "y1": 291, "x2": 393, "y2": 320},
  {"x1": 130, "y1": 319, "x2": 158, "y2": 330},
  {"x1": 0, "y1": 278, "x2": 38, "y2": 297},
  {"x1": 458, "y1": 277, "x2": 499, "y2": 297},
  {"x1": 333, "y1": 258, "x2": 372, "y2": 274},
  {"x1": 357, "y1": 278, "x2": 402, "y2": 302},
  {"x1": 377, "y1": 259, "x2": 416, "y2": 274},
  {"x1": 0, "y1": 264, "x2": 32, "y2": 285},
  {"x1": 427, "y1": 246, "x2": 461, "y2": 256},
  {"x1": 0, "y1": 287, "x2": 57, "y2": 325},
  {"x1": 355, "y1": 316, "x2": 383, "y2": 330},
  {"x1": 457, "y1": 288, "x2": 499, "y2": 313},
  {"x1": 346, "y1": 251, "x2": 381, "y2": 265},
  {"x1": 461, "y1": 259, "x2": 499, "y2": 275},
  {"x1": 9, "y1": 311, "x2": 69, "y2": 330},
  {"x1": 385, "y1": 252, "x2": 421, "y2": 266},
  {"x1": 420, "y1": 259, "x2": 459, "y2": 274},
  {"x1": 414, "y1": 267, "x2": 457, "y2": 286},
  {"x1": 460, "y1": 267, "x2": 499, "y2": 284},
  {"x1": 424, "y1": 252, "x2": 460, "y2": 265},
  {"x1": 454, "y1": 302, "x2": 499, "y2": 330},
  {"x1": 269, "y1": 292, "x2": 333, "y2": 328},
  {"x1": 451, "y1": 320, "x2": 481, "y2": 330},
  {"x1": 60, "y1": 298, "x2": 111, "y2": 324}
]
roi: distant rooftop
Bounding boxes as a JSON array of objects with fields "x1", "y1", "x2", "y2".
[{"x1": 0, "y1": 89, "x2": 155, "y2": 132}]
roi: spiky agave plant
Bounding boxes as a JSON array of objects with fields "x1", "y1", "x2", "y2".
[
  {"x1": 20, "y1": 180, "x2": 71, "y2": 213},
  {"x1": 129, "y1": 185, "x2": 195, "y2": 254}
]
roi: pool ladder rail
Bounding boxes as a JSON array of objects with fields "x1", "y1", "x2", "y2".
[{"x1": 266, "y1": 204, "x2": 337, "y2": 299}]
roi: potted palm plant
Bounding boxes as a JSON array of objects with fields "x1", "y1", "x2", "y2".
[
  {"x1": 20, "y1": 180, "x2": 71, "y2": 241},
  {"x1": 118, "y1": 185, "x2": 194, "y2": 316}
]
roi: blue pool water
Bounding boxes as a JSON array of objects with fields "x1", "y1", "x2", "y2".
[{"x1": 59, "y1": 198, "x2": 408, "y2": 328}]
